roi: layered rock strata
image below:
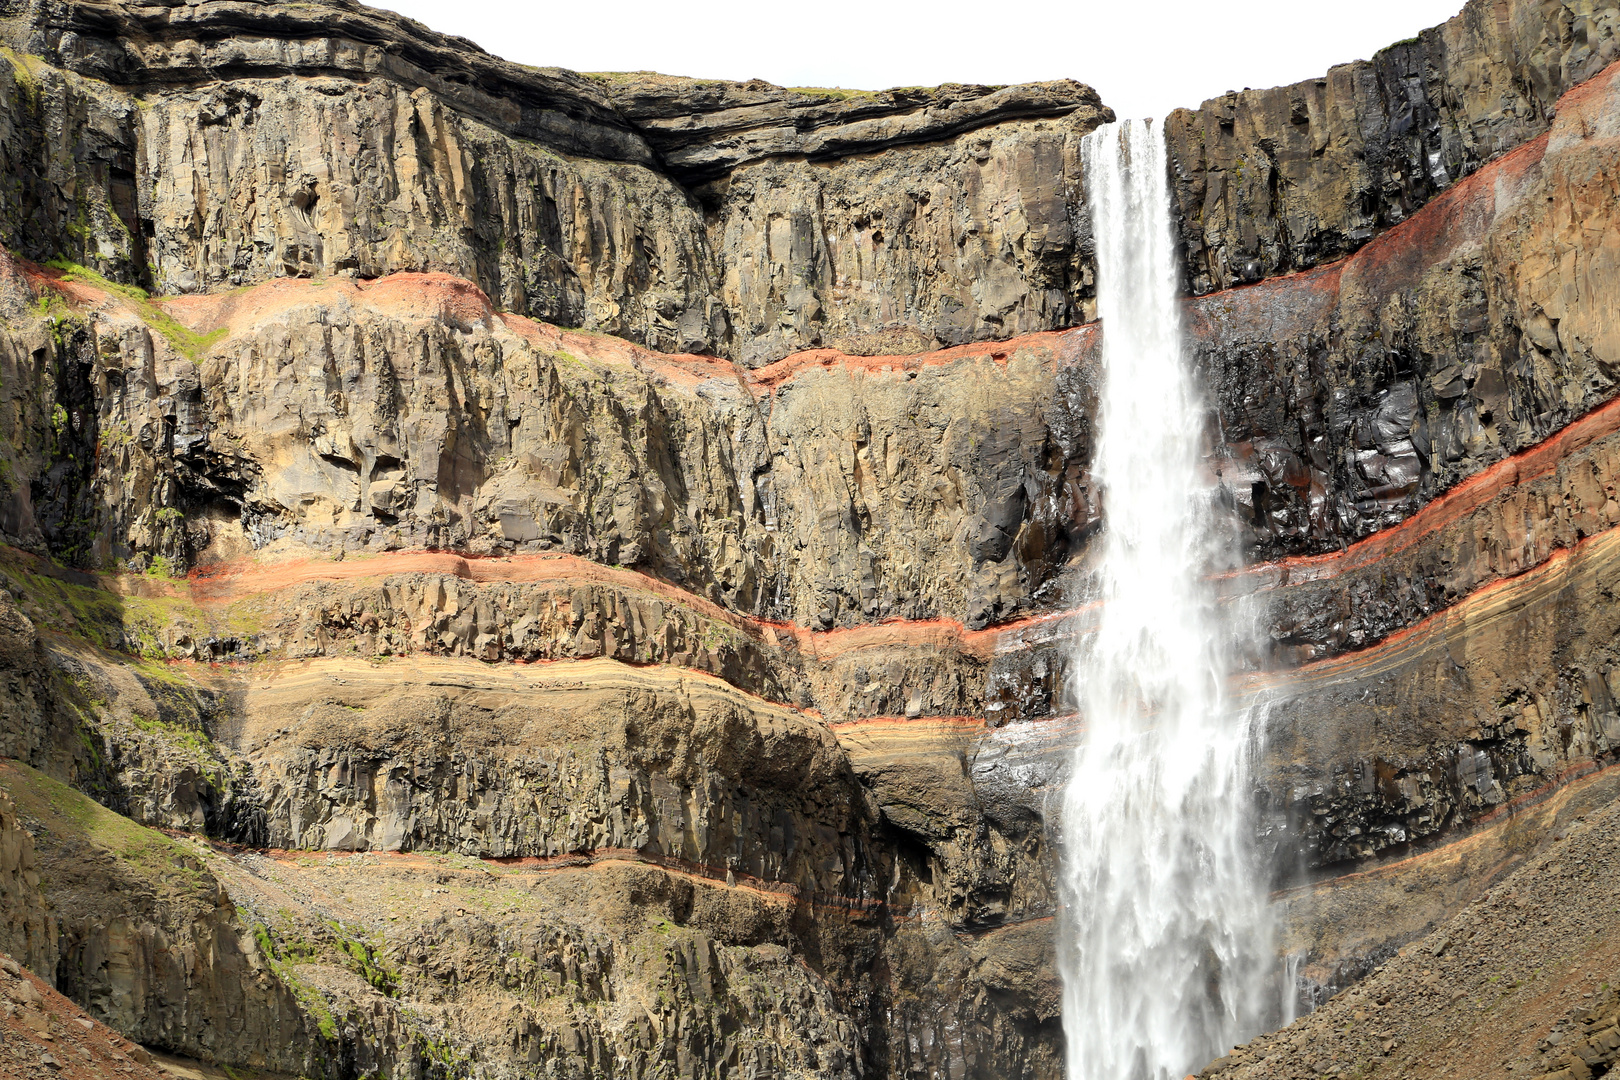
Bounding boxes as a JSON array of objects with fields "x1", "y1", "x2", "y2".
[
  {"x1": 1167, "y1": 0, "x2": 1620, "y2": 293},
  {"x1": 0, "y1": 0, "x2": 1112, "y2": 363},
  {"x1": 0, "y1": 0, "x2": 1613, "y2": 1077},
  {"x1": 8, "y1": 0, "x2": 1615, "y2": 366}
]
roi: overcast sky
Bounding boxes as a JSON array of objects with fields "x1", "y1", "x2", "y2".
[{"x1": 370, "y1": 0, "x2": 1470, "y2": 120}]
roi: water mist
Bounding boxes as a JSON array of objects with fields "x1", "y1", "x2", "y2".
[{"x1": 1057, "y1": 118, "x2": 1274, "y2": 1080}]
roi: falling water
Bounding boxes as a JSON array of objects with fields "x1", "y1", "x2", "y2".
[{"x1": 1058, "y1": 119, "x2": 1273, "y2": 1080}]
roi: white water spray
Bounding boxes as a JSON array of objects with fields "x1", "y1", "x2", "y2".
[{"x1": 1058, "y1": 119, "x2": 1274, "y2": 1080}]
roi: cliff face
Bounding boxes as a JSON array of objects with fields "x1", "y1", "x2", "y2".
[
  {"x1": 1166, "y1": 0, "x2": 1620, "y2": 293},
  {"x1": 0, "y1": 0, "x2": 1109, "y2": 365},
  {"x1": 0, "y1": 0, "x2": 1614, "y2": 1078}
]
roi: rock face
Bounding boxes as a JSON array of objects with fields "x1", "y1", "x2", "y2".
[
  {"x1": 0, "y1": 0, "x2": 1110, "y2": 363},
  {"x1": 1166, "y1": 0, "x2": 1620, "y2": 293},
  {"x1": 1199, "y1": 795, "x2": 1620, "y2": 1080},
  {"x1": 0, "y1": 950, "x2": 178, "y2": 1080},
  {"x1": 0, "y1": 0, "x2": 1614, "y2": 1079},
  {"x1": 0, "y1": 761, "x2": 318, "y2": 1076},
  {"x1": 0, "y1": 787, "x2": 53, "y2": 976}
]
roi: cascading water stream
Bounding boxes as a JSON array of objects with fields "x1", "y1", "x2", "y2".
[{"x1": 1058, "y1": 118, "x2": 1274, "y2": 1080}]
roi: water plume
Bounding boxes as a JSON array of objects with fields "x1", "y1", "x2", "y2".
[{"x1": 1058, "y1": 118, "x2": 1274, "y2": 1080}]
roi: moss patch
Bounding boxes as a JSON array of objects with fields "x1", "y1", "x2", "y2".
[
  {"x1": 0, "y1": 46, "x2": 49, "y2": 110},
  {"x1": 251, "y1": 919, "x2": 340, "y2": 1041},
  {"x1": 44, "y1": 258, "x2": 229, "y2": 361},
  {"x1": 785, "y1": 86, "x2": 884, "y2": 100},
  {"x1": 249, "y1": 913, "x2": 402, "y2": 1042},
  {"x1": 0, "y1": 759, "x2": 212, "y2": 895},
  {"x1": 0, "y1": 544, "x2": 265, "y2": 658}
]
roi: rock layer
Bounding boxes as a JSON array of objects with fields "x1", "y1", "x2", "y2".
[
  {"x1": 0, "y1": 0, "x2": 1112, "y2": 362},
  {"x1": 1167, "y1": 0, "x2": 1620, "y2": 294}
]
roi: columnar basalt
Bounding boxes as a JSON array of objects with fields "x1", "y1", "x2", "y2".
[
  {"x1": 1165, "y1": 0, "x2": 1620, "y2": 294},
  {"x1": 0, "y1": 1, "x2": 1112, "y2": 363}
]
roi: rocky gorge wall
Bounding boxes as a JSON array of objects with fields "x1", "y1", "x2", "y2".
[
  {"x1": 3, "y1": 0, "x2": 1616, "y2": 366},
  {"x1": 1167, "y1": 0, "x2": 1620, "y2": 291},
  {"x1": 0, "y1": 0, "x2": 1111, "y2": 365},
  {"x1": 0, "y1": 0, "x2": 1613, "y2": 1078}
]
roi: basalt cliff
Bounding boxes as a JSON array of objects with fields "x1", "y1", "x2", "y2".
[{"x1": 0, "y1": 1, "x2": 1617, "y2": 1078}]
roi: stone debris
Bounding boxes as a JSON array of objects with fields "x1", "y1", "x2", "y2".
[
  {"x1": 1202, "y1": 801, "x2": 1620, "y2": 1079},
  {"x1": 0, "y1": 949, "x2": 179, "y2": 1080}
]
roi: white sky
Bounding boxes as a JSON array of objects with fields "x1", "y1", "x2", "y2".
[{"x1": 370, "y1": 0, "x2": 1470, "y2": 121}]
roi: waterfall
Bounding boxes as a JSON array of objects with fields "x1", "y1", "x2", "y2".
[{"x1": 1058, "y1": 119, "x2": 1273, "y2": 1080}]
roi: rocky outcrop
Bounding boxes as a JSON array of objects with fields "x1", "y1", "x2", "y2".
[
  {"x1": 18, "y1": 0, "x2": 652, "y2": 161},
  {"x1": 1194, "y1": 53, "x2": 1620, "y2": 562},
  {"x1": 1257, "y1": 522, "x2": 1620, "y2": 868},
  {"x1": 0, "y1": 585, "x2": 79, "y2": 768},
  {"x1": 1272, "y1": 760, "x2": 1620, "y2": 1007},
  {"x1": 235, "y1": 658, "x2": 873, "y2": 881},
  {"x1": 1166, "y1": 0, "x2": 1620, "y2": 294},
  {"x1": 1201, "y1": 794, "x2": 1620, "y2": 1080},
  {"x1": 0, "y1": 0, "x2": 1110, "y2": 362},
  {"x1": 0, "y1": 760, "x2": 322, "y2": 1075},
  {"x1": 601, "y1": 76, "x2": 1098, "y2": 181},
  {"x1": 701, "y1": 110, "x2": 1106, "y2": 366},
  {"x1": 0, "y1": 952, "x2": 175, "y2": 1080},
  {"x1": 0, "y1": 788, "x2": 53, "y2": 977},
  {"x1": 603, "y1": 74, "x2": 1113, "y2": 363},
  {"x1": 1, "y1": 260, "x2": 1095, "y2": 627}
]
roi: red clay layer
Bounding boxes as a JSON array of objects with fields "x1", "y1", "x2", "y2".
[
  {"x1": 746, "y1": 326, "x2": 1094, "y2": 390},
  {"x1": 12, "y1": 59, "x2": 1613, "y2": 699},
  {"x1": 145, "y1": 490, "x2": 1620, "y2": 706}
]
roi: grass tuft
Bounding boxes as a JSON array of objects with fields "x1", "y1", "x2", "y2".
[
  {"x1": 0, "y1": 760, "x2": 211, "y2": 892},
  {"x1": 43, "y1": 258, "x2": 228, "y2": 361}
]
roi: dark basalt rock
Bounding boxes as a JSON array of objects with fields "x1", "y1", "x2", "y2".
[
  {"x1": 20, "y1": 0, "x2": 657, "y2": 163},
  {"x1": 1165, "y1": 0, "x2": 1620, "y2": 295},
  {"x1": 600, "y1": 74, "x2": 1105, "y2": 183}
]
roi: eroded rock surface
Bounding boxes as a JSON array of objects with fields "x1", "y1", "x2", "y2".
[
  {"x1": 1201, "y1": 796, "x2": 1620, "y2": 1080},
  {"x1": 1167, "y1": 0, "x2": 1620, "y2": 294},
  {"x1": 0, "y1": 0, "x2": 1613, "y2": 1078},
  {"x1": 0, "y1": 0, "x2": 1112, "y2": 363},
  {"x1": 0, "y1": 787, "x2": 52, "y2": 976}
]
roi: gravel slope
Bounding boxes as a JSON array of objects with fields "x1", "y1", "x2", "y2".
[{"x1": 1201, "y1": 799, "x2": 1620, "y2": 1080}]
